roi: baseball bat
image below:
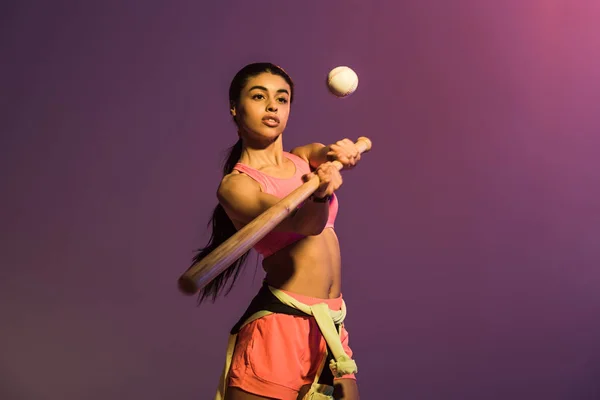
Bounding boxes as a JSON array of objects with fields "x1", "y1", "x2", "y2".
[{"x1": 178, "y1": 137, "x2": 372, "y2": 295}]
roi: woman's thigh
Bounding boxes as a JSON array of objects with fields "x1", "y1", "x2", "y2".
[
  {"x1": 225, "y1": 386, "x2": 279, "y2": 400},
  {"x1": 228, "y1": 314, "x2": 313, "y2": 399},
  {"x1": 333, "y1": 378, "x2": 360, "y2": 400},
  {"x1": 296, "y1": 379, "x2": 359, "y2": 400}
]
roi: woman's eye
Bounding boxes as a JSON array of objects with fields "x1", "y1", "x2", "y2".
[
  {"x1": 252, "y1": 94, "x2": 265, "y2": 100},
  {"x1": 278, "y1": 98, "x2": 288, "y2": 104}
]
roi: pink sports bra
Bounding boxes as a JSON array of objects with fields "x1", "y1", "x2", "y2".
[{"x1": 232, "y1": 152, "x2": 339, "y2": 258}]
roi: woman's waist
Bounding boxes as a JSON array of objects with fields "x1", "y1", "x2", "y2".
[
  {"x1": 263, "y1": 260, "x2": 341, "y2": 299},
  {"x1": 262, "y1": 229, "x2": 341, "y2": 297},
  {"x1": 275, "y1": 285, "x2": 343, "y2": 310}
]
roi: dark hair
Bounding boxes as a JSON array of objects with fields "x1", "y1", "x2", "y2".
[{"x1": 191, "y1": 63, "x2": 295, "y2": 304}]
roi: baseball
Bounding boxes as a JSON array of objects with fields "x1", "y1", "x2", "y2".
[{"x1": 327, "y1": 66, "x2": 359, "y2": 97}]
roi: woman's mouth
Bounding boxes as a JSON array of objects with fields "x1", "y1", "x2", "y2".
[{"x1": 262, "y1": 115, "x2": 280, "y2": 127}]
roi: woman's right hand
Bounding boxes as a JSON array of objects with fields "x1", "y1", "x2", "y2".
[{"x1": 302, "y1": 162, "x2": 343, "y2": 199}]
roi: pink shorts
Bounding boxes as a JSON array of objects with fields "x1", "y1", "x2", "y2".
[{"x1": 227, "y1": 290, "x2": 356, "y2": 400}]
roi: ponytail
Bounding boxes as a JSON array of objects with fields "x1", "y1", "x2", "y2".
[{"x1": 191, "y1": 139, "x2": 251, "y2": 304}]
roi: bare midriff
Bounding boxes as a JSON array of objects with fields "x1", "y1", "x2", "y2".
[{"x1": 262, "y1": 227, "x2": 341, "y2": 299}]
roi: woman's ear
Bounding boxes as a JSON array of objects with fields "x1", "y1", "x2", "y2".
[{"x1": 230, "y1": 103, "x2": 237, "y2": 117}]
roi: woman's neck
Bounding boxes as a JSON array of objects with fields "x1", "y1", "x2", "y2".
[{"x1": 238, "y1": 136, "x2": 285, "y2": 169}]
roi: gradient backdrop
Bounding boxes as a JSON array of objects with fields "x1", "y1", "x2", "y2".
[{"x1": 2, "y1": 1, "x2": 600, "y2": 399}]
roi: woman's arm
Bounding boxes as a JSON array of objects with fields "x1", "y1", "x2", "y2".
[
  {"x1": 292, "y1": 139, "x2": 361, "y2": 170},
  {"x1": 291, "y1": 142, "x2": 329, "y2": 169}
]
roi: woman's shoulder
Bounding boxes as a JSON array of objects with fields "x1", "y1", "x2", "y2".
[
  {"x1": 220, "y1": 170, "x2": 260, "y2": 189},
  {"x1": 288, "y1": 145, "x2": 313, "y2": 165},
  {"x1": 284, "y1": 150, "x2": 308, "y2": 166},
  {"x1": 218, "y1": 171, "x2": 262, "y2": 203},
  {"x1": 289, "y1": 142, "x2": 328, "y2": 170}
]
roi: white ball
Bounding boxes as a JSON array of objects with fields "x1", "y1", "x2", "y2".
[{"x1": 327, "y1": 66, "x2": 359, "y2": 97}]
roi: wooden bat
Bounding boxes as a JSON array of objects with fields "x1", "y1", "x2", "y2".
[{"x1": 178, "y1": 137, "x2": 372, "y2": 295}]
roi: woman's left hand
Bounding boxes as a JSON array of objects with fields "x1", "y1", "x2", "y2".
[{"x1": 327, "y1": 138, "x2": 362, "y2": 169}]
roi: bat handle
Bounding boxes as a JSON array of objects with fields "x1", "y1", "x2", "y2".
[{"x1": 336, "y1": 136, "x2": 372, "y2": 169}]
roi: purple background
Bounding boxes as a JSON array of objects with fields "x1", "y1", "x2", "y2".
[{"x1": 2, "y1": 1, "x2": 600, "y2": 399}]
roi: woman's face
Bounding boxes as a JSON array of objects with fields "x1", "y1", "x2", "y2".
[{"x1": 232, "y1": 72, "x2": 291, "y2": 144}]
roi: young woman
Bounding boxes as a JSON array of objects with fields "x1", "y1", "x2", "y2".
[{"x1": 190, "y1": 63, "x2": 362, "y2": 400}]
